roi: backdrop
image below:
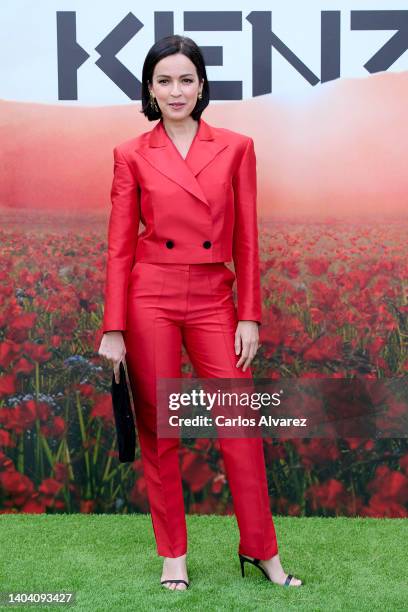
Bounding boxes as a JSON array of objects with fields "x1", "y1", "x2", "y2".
[{"x1": 0, "y1": 1, "x2": 407, "y2": 517}]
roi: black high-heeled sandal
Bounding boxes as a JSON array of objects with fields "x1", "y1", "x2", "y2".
[
  {"x1": 239, "y1": 553, "x2": 303, "y2": 587},
  {"x1": 160, "y1": 579, "x2": 190, "y2": 589}
]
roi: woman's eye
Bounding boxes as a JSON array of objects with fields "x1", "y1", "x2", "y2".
[{"x1": 158, "y1": 79, "x2": 193, "y2": 84}]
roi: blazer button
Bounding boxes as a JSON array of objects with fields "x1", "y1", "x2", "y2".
[
  {"x1": 203, "y1": 240, "x2": 212, "y2": 249},
  {"x1": 166, "y1": 240, "x2": 174, "y2": 249}
]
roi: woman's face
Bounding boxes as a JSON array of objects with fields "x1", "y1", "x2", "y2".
[{"x1": 148, "y1": 53, "x2": 204, "y2": 121}]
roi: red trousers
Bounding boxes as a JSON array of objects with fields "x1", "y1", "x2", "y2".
[{"x1": 123, "y1": 261, "x2": 279, "y2": 559}]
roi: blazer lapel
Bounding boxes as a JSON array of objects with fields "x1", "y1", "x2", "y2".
[{"x1": 135, "y1": 117, "x2": 228, "y2": 207}]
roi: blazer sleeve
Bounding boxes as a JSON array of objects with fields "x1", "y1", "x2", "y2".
[
  {"x1": 102, "y1": 146, "x2": 140, "y2": 333},
  {"x1": 232, "y1": 137, "x2": 262, "y2": 326}
]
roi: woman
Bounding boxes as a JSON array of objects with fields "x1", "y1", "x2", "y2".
[{"x1": 98, "y1": 35, "x2": 303, "y2": 591}]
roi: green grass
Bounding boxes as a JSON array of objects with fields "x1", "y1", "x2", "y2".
[{"x1": 0, "y1": 515, "x2": 407, "y2": 611}]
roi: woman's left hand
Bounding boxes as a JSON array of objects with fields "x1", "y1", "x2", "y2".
[{"x1": 235, "y1": 321, "x2": 261, "y2": 372}]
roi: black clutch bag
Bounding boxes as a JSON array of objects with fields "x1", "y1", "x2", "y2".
[{"x1": 111, "y1": 360, "x2": 136, "y2": 462}]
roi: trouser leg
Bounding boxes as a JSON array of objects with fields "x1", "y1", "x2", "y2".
[
  {"x1": 182, "y1": 264, "x2": 279, "y2": 559},
  {"x1": 124, "y1": 263, "x2": 187, "y2": 557}
]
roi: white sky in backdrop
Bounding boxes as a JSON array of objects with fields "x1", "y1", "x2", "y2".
[{"x1": 1, "y1": 0, "x2": 408, "y2": 105}]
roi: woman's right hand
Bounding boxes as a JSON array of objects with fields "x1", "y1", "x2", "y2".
[{"x1": 98, "y1": 331, "x2": 126, "y2": 383}]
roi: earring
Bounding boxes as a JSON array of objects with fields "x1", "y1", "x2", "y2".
[
  {"x1": 149, "y1": 92, "x2": 160, "y2": 113},
  {"x1": 198, "y1": 91, "x2": 203, "y2": 100}
]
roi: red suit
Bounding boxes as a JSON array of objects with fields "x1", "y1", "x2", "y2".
[{"x1": 102, "y1": 117, "x2": 278, "y2": 559}]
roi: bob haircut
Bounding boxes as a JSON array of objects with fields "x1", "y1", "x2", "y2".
[{"x1": 140, "y1": 34, "x2": 210, "y2": 121}]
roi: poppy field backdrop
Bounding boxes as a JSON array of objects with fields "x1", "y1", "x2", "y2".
[
  {"x1": 1, "y1": 46, "x2": 408, "y2": 517},
  {"x1": 0, "y1": 206, "x2": 407, "y2": 517}
]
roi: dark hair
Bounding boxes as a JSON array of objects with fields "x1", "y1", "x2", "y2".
[{"x1": 140, "y1": 35, "x2": 210, "y2": 121}]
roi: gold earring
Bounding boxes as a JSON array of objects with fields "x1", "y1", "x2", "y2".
[
  {"x1": 198, "y1": 91, "x2": 202, "y2": 100},
  {"x1": 149, "y1": 92, "x2": 160, "y2": 112}
]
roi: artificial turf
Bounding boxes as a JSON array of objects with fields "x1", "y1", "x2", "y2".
[{"x1": 0, "y1": 514, "x2": 407, "y2": 611}]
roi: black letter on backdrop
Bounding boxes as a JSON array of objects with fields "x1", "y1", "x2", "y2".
[
  {"x1": 95, "y1": 13, "x2": 143, "y2": 99},
  {"x1": 351, "y1": 10, "x2": 408, "y2": 72},
  {"x1": 321, "y1": 11, "x2": 341, "y2": 83},
  {"x1": 247, "y1": 11, "x2": 319, "y2": 96},
  {"x1": 184, "y1": 11, "x2": 243, "y2": 99},
  {"x1": 57, "y1": 11, "x2": 144, "y2": 100},
  {"x1": 57, "y1": 12, "x2": 90, "y2": 100}
]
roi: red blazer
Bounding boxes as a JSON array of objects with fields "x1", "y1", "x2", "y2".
[{"x1": 102, "y1": 117, "x2": 262, "y2": 333}]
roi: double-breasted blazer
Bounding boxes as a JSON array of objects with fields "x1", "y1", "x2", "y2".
[{"x1": 102, "y1": 116, "x2": 262, "y2": 333}]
